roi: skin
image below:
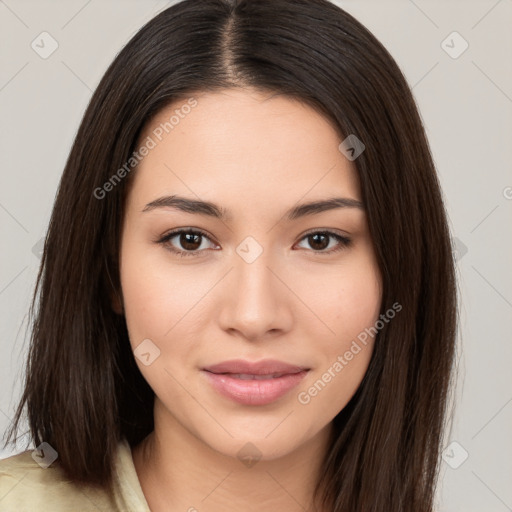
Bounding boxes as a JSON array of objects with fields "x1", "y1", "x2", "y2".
[{"x1": 119, "y1": 88, "x2": 382, "y2": 512}]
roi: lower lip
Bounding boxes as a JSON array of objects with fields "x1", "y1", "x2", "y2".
[{"x1": 202, "y1": 370, "x2": 309, "y2": 406}]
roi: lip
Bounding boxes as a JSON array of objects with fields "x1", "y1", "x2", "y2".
[
  {"x1": 201, "y1": 359, "x2": 310, "y2": 406},
  {"x1": 203, "y1": 359, "x2": 309, "y2": 376}
]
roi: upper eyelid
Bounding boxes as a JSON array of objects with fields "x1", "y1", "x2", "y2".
[
  {"x1": 159, "y1": 227, "x2": 350, "y2": 242},
  {"x1": 159, "y1": 227, "x2": 214, "y2": 243},
  {"x1": 300, "y1": 227, "x2": 350, "y2": 238},
  {"x1": 158, "y1": 228, "x2": 351, "y2": 250}
]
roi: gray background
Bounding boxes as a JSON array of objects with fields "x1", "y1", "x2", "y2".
[{"x1": 1, "y1": 1, "x2": 511, "y2": 511}]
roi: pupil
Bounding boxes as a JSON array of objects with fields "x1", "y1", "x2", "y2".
[
  {"x1": 310, "y1": 233, "x2": 328, "y2": 250},
  {"x1": 181, "y1": 233, "x2": 201, "y2": 250}
]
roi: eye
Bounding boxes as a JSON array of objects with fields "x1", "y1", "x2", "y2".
[
  {"x1": 156, "y1": 228, "x2": 352, "y2": 258},
  {"x1": 156, "y1": 228, "x2": 218, "y2": 258},
  {"x1": 295, "y1": 230, "x2": 352, "y2": 255}
]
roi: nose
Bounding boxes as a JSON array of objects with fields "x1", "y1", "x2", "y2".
[{"x1": 217, "y1": 248, "x2": 293, "y2": 342}]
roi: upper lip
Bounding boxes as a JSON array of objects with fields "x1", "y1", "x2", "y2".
[{"x1": 202, "y1": 359, "x2": 310, "y2": 376}]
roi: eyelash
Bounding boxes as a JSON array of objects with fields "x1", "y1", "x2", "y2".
[{"x1": 156, "y1": 228, "x2": 352, "y2": 258}]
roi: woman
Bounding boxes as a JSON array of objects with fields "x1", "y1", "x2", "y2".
[{"x1": 0, "y1": 0, "x2": 457, "y2": 510}]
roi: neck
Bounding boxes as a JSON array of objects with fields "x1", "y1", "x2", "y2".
[{"x1": 132, "y1": 399, "x2": 332, "y2": 512}]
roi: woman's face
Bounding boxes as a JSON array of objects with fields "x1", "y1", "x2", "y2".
[{"x1": 119, "y1": 88, "x2": 382, "y2": 460}]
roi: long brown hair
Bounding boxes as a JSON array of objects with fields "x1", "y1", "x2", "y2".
[{"x1": 3, "y1": 0, "x2": 457, "y2": 510}]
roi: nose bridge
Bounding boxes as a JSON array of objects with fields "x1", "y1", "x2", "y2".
[{"x1": 219, "y1": 237, "x2": 289, "y2": 339}]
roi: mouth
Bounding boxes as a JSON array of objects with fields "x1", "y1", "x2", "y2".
[
  {"x1": 201, "y1": 359, "x2": 310, "y2": 406},
  {"x1": 215, "y1": 373, "x2": 298, "y2": 380}
]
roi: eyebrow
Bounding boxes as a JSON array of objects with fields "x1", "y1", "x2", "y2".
[{"x1": 142, "y1": 195, "x2": 364, "y2": 221}]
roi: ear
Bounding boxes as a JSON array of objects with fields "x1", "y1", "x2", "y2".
[{"x1": 110, "y1": 288, "x2": 124, "y2": 315}]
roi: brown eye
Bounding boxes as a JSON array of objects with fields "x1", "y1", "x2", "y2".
[
  {"x1": 307, "y1": 233, "x2": 330, "y2": 251},
  {"x1": 178, "y1": 232, "x2": 202, "y2": 251},
  {"x1": 296, "y1": 231, "x2": 351, "y2": 254},
  {"x1": 156, "y1": 229, "x2": 351, "y2": 258},
  {"x1": 157, "y1": 229, "x2": 217, "y2": 257}
]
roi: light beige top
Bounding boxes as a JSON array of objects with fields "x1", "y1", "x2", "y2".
[{"x1": 0, "y1": 438, "x2": 151, "y2": 511}]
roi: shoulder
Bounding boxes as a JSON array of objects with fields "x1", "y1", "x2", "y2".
[{"x1": 0, "y1": 441, "x2": 140, "y2": 512}]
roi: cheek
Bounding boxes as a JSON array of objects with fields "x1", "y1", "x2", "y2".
[
  {"x1": 334, "y1": 264, "x2": 382, "y2": 339},
  {"x1": 119, "y1": 239, "x2": 218, "y2": 398},
  {"x1": 296, "y1": 291, "x2": 380, "y2": 420},
  {"x1": 121, "y1": 267, "x2": 172, "y2": 345},
  {"x1": 294, "y1": 252, "x2": 381, "y2": 413},
  {"x1": 331, "y1": 259, "x2": 381, "y2": 376},
  {"x1": 120, "y1": 239, "x2": 205, "y2": 344},
  {"x1": 119, "y1": 250, "x2": 201, "y2": 399},
  {"x1": 294, "y1": 250, "x2": 382, "y2": 345}
]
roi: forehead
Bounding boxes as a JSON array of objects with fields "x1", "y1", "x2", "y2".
[{"x1": 129, "y1": 88, "x2": 361, "y2": 208}]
